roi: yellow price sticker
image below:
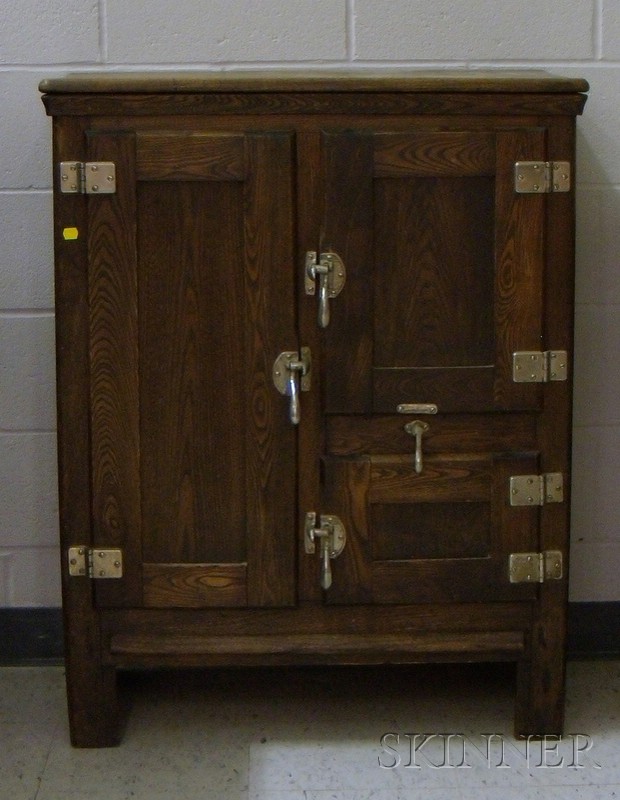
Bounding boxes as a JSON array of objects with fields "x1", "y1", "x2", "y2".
[{"x1": 62, "y1": 227, "x2": 79, "y2": 240}]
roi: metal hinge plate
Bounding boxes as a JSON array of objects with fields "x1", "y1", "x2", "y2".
[
  {"x1": 513, "y1": 351, "x2": 568, "y2": 383},
  {"x1": 68, "y1": 547, "x2": 123, "y2": 579},
  {"x1": 515, "y1": 161, "x2": 571, "y2": 193},
  {"x1": 509, "y1": 551, "x2": 563, "y2": 583},
  {"x1": 510, "y1": 473, "x2": 564, "y2": 506},
  {"x1": 59, "y1": 162, "x2": 116, "y2": 194}
]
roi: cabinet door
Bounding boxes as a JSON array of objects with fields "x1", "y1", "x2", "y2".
[
  {"x1": 321, "y1": 451, "x2": 538, "y2": 604},
  {"x1": 316, "y1": 126, "x2": 547, "y2": 604},
  {"x1": 320, "y1": 128, "x2": 546, "y2": 413},
  {"x1": 86, "y1": 129, "x2": 297, "y2": 609}
]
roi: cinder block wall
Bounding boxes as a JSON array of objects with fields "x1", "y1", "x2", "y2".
[{"x1": 0, "y1": 0, "x2": 617, "y2": 605}]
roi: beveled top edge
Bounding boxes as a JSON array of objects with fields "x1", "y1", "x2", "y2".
[{"x1": 39, "y1": 69, "x2": 589, "y2": 95}]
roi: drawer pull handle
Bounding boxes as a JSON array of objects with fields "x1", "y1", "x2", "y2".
[{"x1": 404, "y1": 420, "x2": 430, "y2": 474}]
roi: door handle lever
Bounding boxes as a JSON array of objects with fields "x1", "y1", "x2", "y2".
[
  {"x1": 404, "y1": 420, "x2": 430, "y2": 474},
  {"x1": 305, "y1": 251, "x2": 346, "y2": 329},
  {"x1": 272, "y1": 348, "x2": 312, "y2": 425}
]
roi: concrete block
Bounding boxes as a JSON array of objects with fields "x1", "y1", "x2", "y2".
[
  {"x1": 602, "y1": 0, "x2": 620, "y2": 60},
  {"x1": 354, "y1": 0, "x2": 595, "y2": 61},
  {"x1": 0, "y1": 193, "x2": 54, "y2": 309},
  {"x1": 0, "y1": 315, "x2": 56, "y2": 430},
  {"x1": 0, "y1": 0, "x2": 99, "y2": 64},
  {"x1": 0, "y1": 553, "x2": 11, "y2": 605},
  {"x1": 106, "y1": 0, "x2": 346, "y2": 63},
  {"x1": 561, "y1": 66, "x2": 620, "y2": 185},
  {"x1": 573, "y1": 304, "x2": 620, "y2": 427},
  {"x1": 0, "y1": 434, "x2": 58, "y2": 547},
  {"x1": 0, "y1": 72, "x2": 52, "y2": 189},
  {"x1": 569, "y1": 540, "x2": 620, "y2": 601},
  {"x1": 0, "y1": 548, "x2": 61, "y2": 607},
  {"x1": 571, "y1": 425, "x2": 620, "y2": 552},
  {"x1": 576, "y1": 186, "x2": 620, "y2": 305}
]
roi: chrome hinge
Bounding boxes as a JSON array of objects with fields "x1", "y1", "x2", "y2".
[
  {"x1": 68, "y1": 547, "x2": 123, "y2": 579},
  {"x1": 59, "y1": 162, "x2": 116, "y2": 194},
  {"x1": 304, "y1": 512, "x2": 347, "y2": 590},
  {"x1": 513, "y1": 351, "x2": 568, "y2": 383},
  {"x1": 514, "y1": 161, "x2": 571, "y2": 193},
  {"x1": 509, "y1": 551, "x2": 563, "y2": 583},
  {"x1": 509, "y1": 473, "x2": 564, "y2": 507}
]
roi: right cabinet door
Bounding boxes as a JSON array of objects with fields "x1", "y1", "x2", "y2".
[{"x1": 318, "y1": 125, "x2": 552, "y2": 604}]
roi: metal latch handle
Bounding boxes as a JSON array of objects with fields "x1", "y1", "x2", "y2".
[
  {"x1": 287, "y1": 357, "x2": 305, "y2": 425},
  {"x1": 304, "y1": 513, "x2": 347, "y2": 590},
  {"x1": 404, "y1": 420, "x2": 429, "y2": 474},
  {"x1": 272, "y1": 348, "x2": 312, "y2": 425},
  {"x1": 305, "y1": 251, "x2": 346, "y2": 329}
]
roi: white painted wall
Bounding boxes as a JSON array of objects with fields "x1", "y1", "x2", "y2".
[{"x1": 0, "y1": 0, "x2": 616, "y2": 605}]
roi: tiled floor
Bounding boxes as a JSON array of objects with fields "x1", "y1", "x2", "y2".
[{"x1": 0, "y1": 660, "x2": 618, "y2": 799}]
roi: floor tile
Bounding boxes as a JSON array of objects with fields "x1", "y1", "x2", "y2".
[
  {"x1": 0, "y1": 660, "x2": 619, "y2": 800},
  {"x1": 0, "y1": 666, "x2": 65, "y2": 800}
]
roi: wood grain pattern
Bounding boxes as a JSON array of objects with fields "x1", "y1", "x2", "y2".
[
  {"x1": 41, "y1": 91, "x2": 589, "y2": 119},
  {"x1": 374, "y1": 131, "x2": 495, "y2": 177},
  {"x1": 243, "y1": 132, "x2": 297, "y2": 607},
  {"x1": 143, "y1": 564, "x2": 247, "y2": 607},
  {"x1": 109, "y1": 630, "x2": 524, "y2": 658},
  {"x1": 322, "y1": 457, "x2": 373, "y2": 604},
  {"x1": 103, "y1": 602, "x2": 534, "y2": 639},
  {"x1": 326, "y1": 414, "x2": 537, "y2": 456},
  {"x1": 39, "y1": 69, "x2": 589, "y2": 95},
  {"x1": 493, "y1": 129, "x2": 545, "y2": 410},
  {"x1": 43, "y1": 73, "x2": 585, "y2": 742},
  {"x1": 374, "y1": 173, "x2": 494, "y2": 369},
  {"x1": 323, "y1": 453, "x2": 538, "y2": 605},
  {"x1": 137, "y1": 133, "x2": 245, "y2": 180},
  {"x1": 368, "y1": 454, "x2": 492, "y2": 503},
  {"x1": 88, "y1": 131, "x2": 142, "y2": 608},
  {"x1": 54, "y1": 119, "x2": 124, "y2": 746},
  {"x1": 322, "y1": 131, "x2": 374, "y2": 413},
  {"x1": 373, "y1": 366, "x2": 496, "y2": 413},
  {"x1": 371, "y1": 502, "x2": 490, "y2": 560},
  {"x1": 138, "y1": 179, "x2": 247, "y2": 564},
  {"x1": 515, "y1": 119, "x2": 577, "y2": 736}
]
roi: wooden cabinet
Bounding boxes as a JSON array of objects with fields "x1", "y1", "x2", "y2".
[{"x1": 40, "y1": 70, "x2": 588, "y2": 746}]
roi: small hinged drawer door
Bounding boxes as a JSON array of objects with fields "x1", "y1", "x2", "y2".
[{"x1": 320, "y1": 452, "x2": 541, "y2": 605}]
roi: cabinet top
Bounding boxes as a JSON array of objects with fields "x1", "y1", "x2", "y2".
[{"x1": 39, "y1": 69, "x2": 588, "y2": 95}]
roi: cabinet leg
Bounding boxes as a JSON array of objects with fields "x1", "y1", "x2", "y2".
[
  {"x1": 514, "y1": 607, "x2": 566, "y2": 736},
  {"x1": 62, "y1": 602, "x2": 127, "y2": 747},
  {"x1": 65, "y1": 662, "x2": 125, "y2": 747}
]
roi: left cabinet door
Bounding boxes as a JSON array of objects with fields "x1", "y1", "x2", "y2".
[{"x1": 86, "y1": 129, "x2": 297, "y2": 609}]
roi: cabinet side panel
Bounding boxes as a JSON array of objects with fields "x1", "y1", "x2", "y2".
[{"x1": 54, "y1": 118, "x2": 123, "y2": 745}]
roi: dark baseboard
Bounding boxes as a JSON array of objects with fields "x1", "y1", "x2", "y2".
[
  {"x1": 0, "y1": 603, "x2": 618, "y2": 665},
  {"x1": 567, "y1": 602, "x2": 620, "y2": 658},
  {"x1": 0, "y1": 608, "x2": 64, "y2": 665}
]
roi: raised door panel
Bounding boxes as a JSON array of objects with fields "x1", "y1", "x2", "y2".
[
  {"x1": 321, "y1": 452, "x2": 539, "y2": 604},
  {"x1": 321, "y1": 128, "x2": 546, "y2": 414},
  {"x1": 87, "y1": 129, "x2": 297, "y2": 608}
]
